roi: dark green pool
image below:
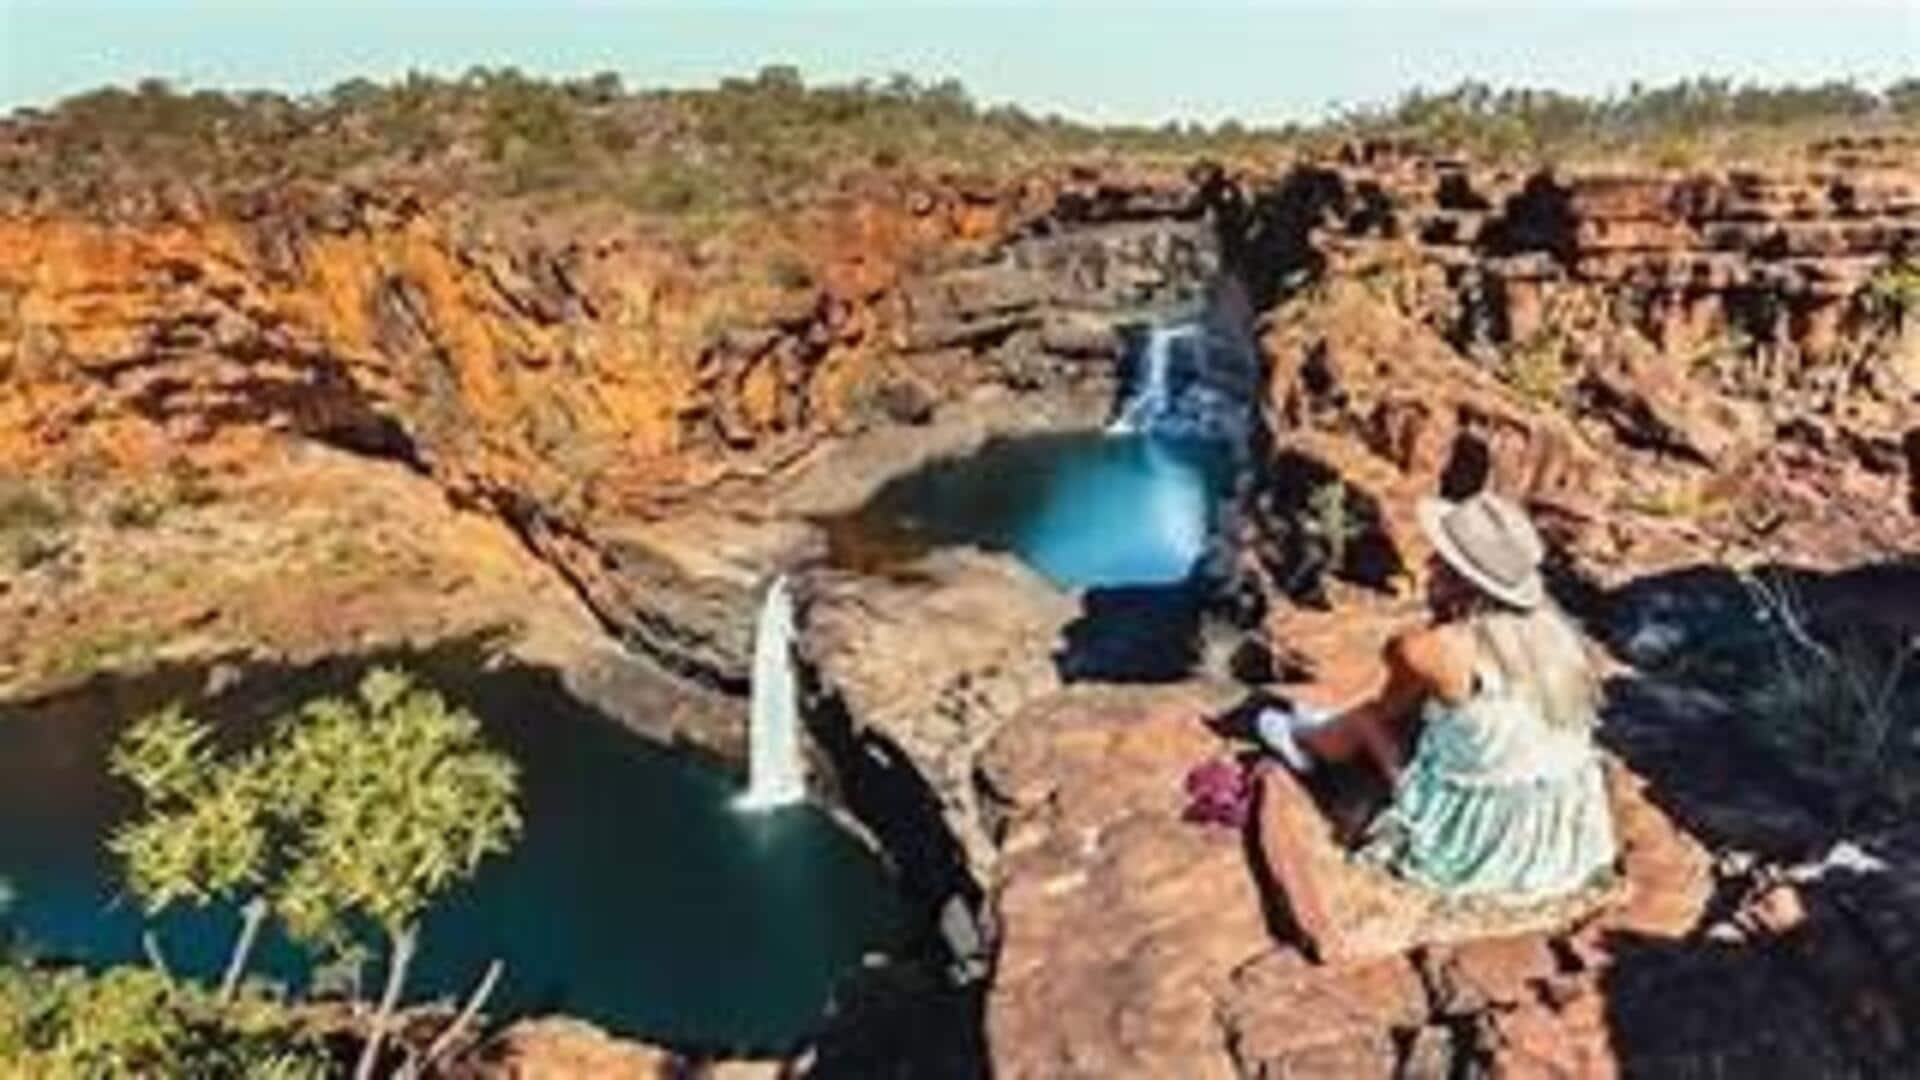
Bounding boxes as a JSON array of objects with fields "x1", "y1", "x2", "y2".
[{"x1": 0, "y1": 654, "x2": 906, "y2": 1052}]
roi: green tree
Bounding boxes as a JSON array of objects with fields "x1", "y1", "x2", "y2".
[
  {"x1": 261, "y1": 669, "x2": 520, "y2": 1080},
  {"x1": 1889, "y1": 78, "x2": 1920, "y2": 120},
  {"x1": 108, "y1": 668, "x2": 521, "y2": 1079},
  {"x1": 0, "y1": 964, "x2": 325, "y2": 1079},
  {"x1": 110, "y1": 704, "x2": 270, "y2": 1004}
]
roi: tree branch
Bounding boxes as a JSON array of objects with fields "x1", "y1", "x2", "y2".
[
  {"x1": 355, "y1": 924, "x2": 419, "y2": 1080},
  {"x1": 219, "y1": 896, "x2": 268, "y2": 1004},
  {"x1": 418, "y1": 959, "x2": 505, "y2": 1073},
  {"x1": 141, "y1": 930, "x2": 174, "y2": 986}
]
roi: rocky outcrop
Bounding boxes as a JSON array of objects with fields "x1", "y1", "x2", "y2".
[
  {"x1": 800, "y1": 550, "x2": 1078, "y2": 882},
  {"x1": 979, "y1": 686, "x2": 1261, "y2": 1078},
  {"x1": 974, "y1": 604, "x2": 1920, "y2": 1077},
  {"x1": 0, "y1": 437, "x2": 608, "y2": 701},
  {"x1": 6, "y1": 151, "x2": 1915, "y2": 688},
  {"x1": 0, "y1": 168, "x2": 1223, "y2": 691},
  {"x1": 1235, "y1": 155, "x2": 1920, "y2": 609},
  {"x1": 469, "y1": 1017, "x2": 778, "y2": 1079}
]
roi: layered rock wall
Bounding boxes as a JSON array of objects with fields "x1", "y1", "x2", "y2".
[{"x1": 1223, "y1": 154, "x2": 1920, "y2": 608}]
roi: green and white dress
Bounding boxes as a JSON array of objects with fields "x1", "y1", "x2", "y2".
[{"x1": 1359, "y1": 660, "x2": 1616, "y2": 902}]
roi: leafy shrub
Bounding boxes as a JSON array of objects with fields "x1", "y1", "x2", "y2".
[
  {"x1": 1863, "y1": 260, "x2": 1920, "y2": 326},
  {"x1": 1499, "y1": 331, "x2": 1574, "y2": 408},
  {"x1": 1306, "y1": 480, "x2": 1359, "y2": 573},
  {"x1": 114, "y1": 668, "x2": 522, "y2": 1079},
  {"x1": 0, "y1": 964, "x2": 328, "y2": 1079},
  {"x1": 0, "y1": 481, "x2": 67, "y2": 534},
  {"x1": 765, "y1": 253, "x2": 816, "y2": 290},
  {"x1": 3, "y1": 529, "x2": 63, "y2": 573},
  {"x1": 106, "y1": 491, "x2": 167, "y2": 530}
]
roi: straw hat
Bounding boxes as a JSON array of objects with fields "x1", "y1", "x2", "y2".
[{"x1": 1415, "y1": 491, "x2": 1546, "y2": 611}]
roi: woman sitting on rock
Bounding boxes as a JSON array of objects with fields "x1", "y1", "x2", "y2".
[{"x1": 1253, "y1": 491, "x2": 1617, "y2": 962}]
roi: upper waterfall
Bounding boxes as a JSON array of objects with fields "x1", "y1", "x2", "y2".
[{"x1": 1108, "y1": 321, "x2": 1252, "y2": 442}]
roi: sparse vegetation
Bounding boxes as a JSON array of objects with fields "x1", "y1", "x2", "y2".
[
  {"x1": 106, "y1": 490, "x2": 167, "y2": 530},
  {"x1": 0, "y1": 479, "x2": 72, "y2": 572},
  {"x1": 764, "y1": 251, "x2": 816, "y2": 291},
  {"x1": 1499, "y1": 330, "x2": 1575, "y2": 408},
  {"x1": 0, "y1": 480, "x2": 68, "y2": 534},
  {"x1": 103, "y1": 462, "x2": 222, "y2": 531},
  {"x1": 3, "y1": 529, "x2": 64, "y2": 573},
  {"x1": 1735, "y1": 569, "x2": 1920, "y2": 829},
  {"x1": 5, "y1": 71, "x2": 1915, "y2": 222},
  {"x1": 46, "y1": 626, "x2": 157, "y2": 681},
  {"x1": 1336, "y1": 77, "x2": 1913, "y2": 166},
  {"x1": 0, "y1": 66, "x2": 1274, "y2": 220},
  {"x1": 1306, "y1": 480, "x2": 1359, "y2": 573},
  {"x1": 1863, "y1": 259, "x2": 1920, "y2": 327},
  {"x1": 1622, "y1": 476, "x2": 1727, "y2": 521},
  {"x1": 1682, "y1": 327, "x2": 1756, "y2": 378},
  {"x1": 1268, "y1": 479, "x2": 1366, "y2": 599}
]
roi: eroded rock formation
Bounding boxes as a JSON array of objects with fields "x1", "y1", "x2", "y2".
[{"x1": 6, "y1": 139, "x2": 1920, "y2": 1078}]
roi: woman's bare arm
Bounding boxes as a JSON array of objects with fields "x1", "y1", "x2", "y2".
[{"x1": 1299, "y1": 627, "x2": 1471, "y2": 783}]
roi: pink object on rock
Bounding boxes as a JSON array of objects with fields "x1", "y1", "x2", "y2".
[{"x1": 1183, "y1": 757, "x2": 1253, "y2": 829}]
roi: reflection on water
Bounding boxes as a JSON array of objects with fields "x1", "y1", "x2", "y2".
[
  {"x1": 824, "y1": 433, "x2": 1235, "y2": 589},
  {"x1": 0, "y1": 655, "x2": 905, "y2": 1052}
]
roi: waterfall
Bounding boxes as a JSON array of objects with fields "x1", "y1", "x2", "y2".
[
  {"x1": 1108, "y1": 321, "x2": 1252, "y2": 441},
  {"x1": 1109, "y1": 323, "x2": 1196, "y2": 435},
  {"x1": 734, "y1": 575, "x2": 806, "y2": 812}
]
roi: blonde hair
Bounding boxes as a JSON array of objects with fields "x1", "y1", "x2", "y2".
[{"x1": 1469, "y1": 602, "x2": 1600, "y2": 731}]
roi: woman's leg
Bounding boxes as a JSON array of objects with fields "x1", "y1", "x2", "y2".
[
  {"x1": 1293, "y1": 701, "x2": 1423, "y2": 777},
  {"x1": 1252, "y1": 762, "x2": 1350, "y2": 962}
]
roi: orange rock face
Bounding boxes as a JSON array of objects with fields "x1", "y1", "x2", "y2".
[
  {"x1": 6, "y1": 147, "x2": 1920, "y2": 1078},
  {"x1": 0, "y1": 190, "x2": 1004, "y2": 501}
]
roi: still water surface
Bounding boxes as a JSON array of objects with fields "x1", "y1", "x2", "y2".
[
  {"x1": 826, "y1": 432, "x2": 1236, "y2": 589},
  {"x1": 0, "y1": 656, "x2": 905, "y2": 1051}
]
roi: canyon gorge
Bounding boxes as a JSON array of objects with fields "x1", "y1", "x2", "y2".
[{"x1": 3, "y1": 85, "x2": 1920, "y2": 1076}]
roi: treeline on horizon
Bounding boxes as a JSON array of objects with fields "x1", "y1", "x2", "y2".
[{"x1": 4, "y1": 66, "x2": 1918, "y2": 216}]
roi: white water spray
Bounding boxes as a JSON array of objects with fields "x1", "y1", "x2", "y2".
[
  {"x1": 1140, "y1": 438, "x2": 1208, "y2": 572},
  {"x1": 734, "y1": 575, "x2": 806, "y2": 812},
  {"x1": 1110, "y1": 323, "x2": 1198, "y2": 435}
]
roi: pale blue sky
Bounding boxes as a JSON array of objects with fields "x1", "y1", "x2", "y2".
[{"x1": 2, "y1": 1, "x2": 1915, "y2": 124}]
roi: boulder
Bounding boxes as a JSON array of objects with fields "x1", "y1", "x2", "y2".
[
  {"x1": 980, "y1": 688, "x2": 1265, "y2": 1079},
  {"x1": 801, "y1": 550, "x2": 1078, "y2": 881},
  {"x1": 1579, "y1": 344, "x2": 1764, "y2": 465},
  {"x1": 579, "y1": 512, "x2": 819, "y2": 691}
]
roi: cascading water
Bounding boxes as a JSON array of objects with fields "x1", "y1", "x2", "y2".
[
  {"x1": 1109, "y1": 321, "x2": 1252, "y2": 442},
  {"x1": 1109, "y1": 323, "x2": 1197, "y2": 434},
  {"x1": 734, "y1": 574, "x2": 807, "y2": 811},
  {"x1": 822, "y1": 309, "x2": 1256, "y2": 591}
]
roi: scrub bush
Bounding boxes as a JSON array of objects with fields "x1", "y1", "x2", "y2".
[
  {"x1": 0, "y1": 965, "x2": 328, "y2": 1079},
  {"x1": 1736, "y1": 570, "x2": 1920, "y2": 829}
]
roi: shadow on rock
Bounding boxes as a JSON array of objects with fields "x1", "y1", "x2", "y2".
[
  {"x1": 1586, "y1": 846, "x2": 1920, "y2": 1077},
  {"x1": 1582, "y1": 556, "x2": 1920, "y2": 859},
  {"x1": 1557, "y1": 555, "x2": 1920, "y2": 1075},
  {"x1": 798, "y1": 668, "x2": 989, "y2": 1079},
  {"x1": 1053, "y1": 580, "x2": 1207, "y2": 684}
]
